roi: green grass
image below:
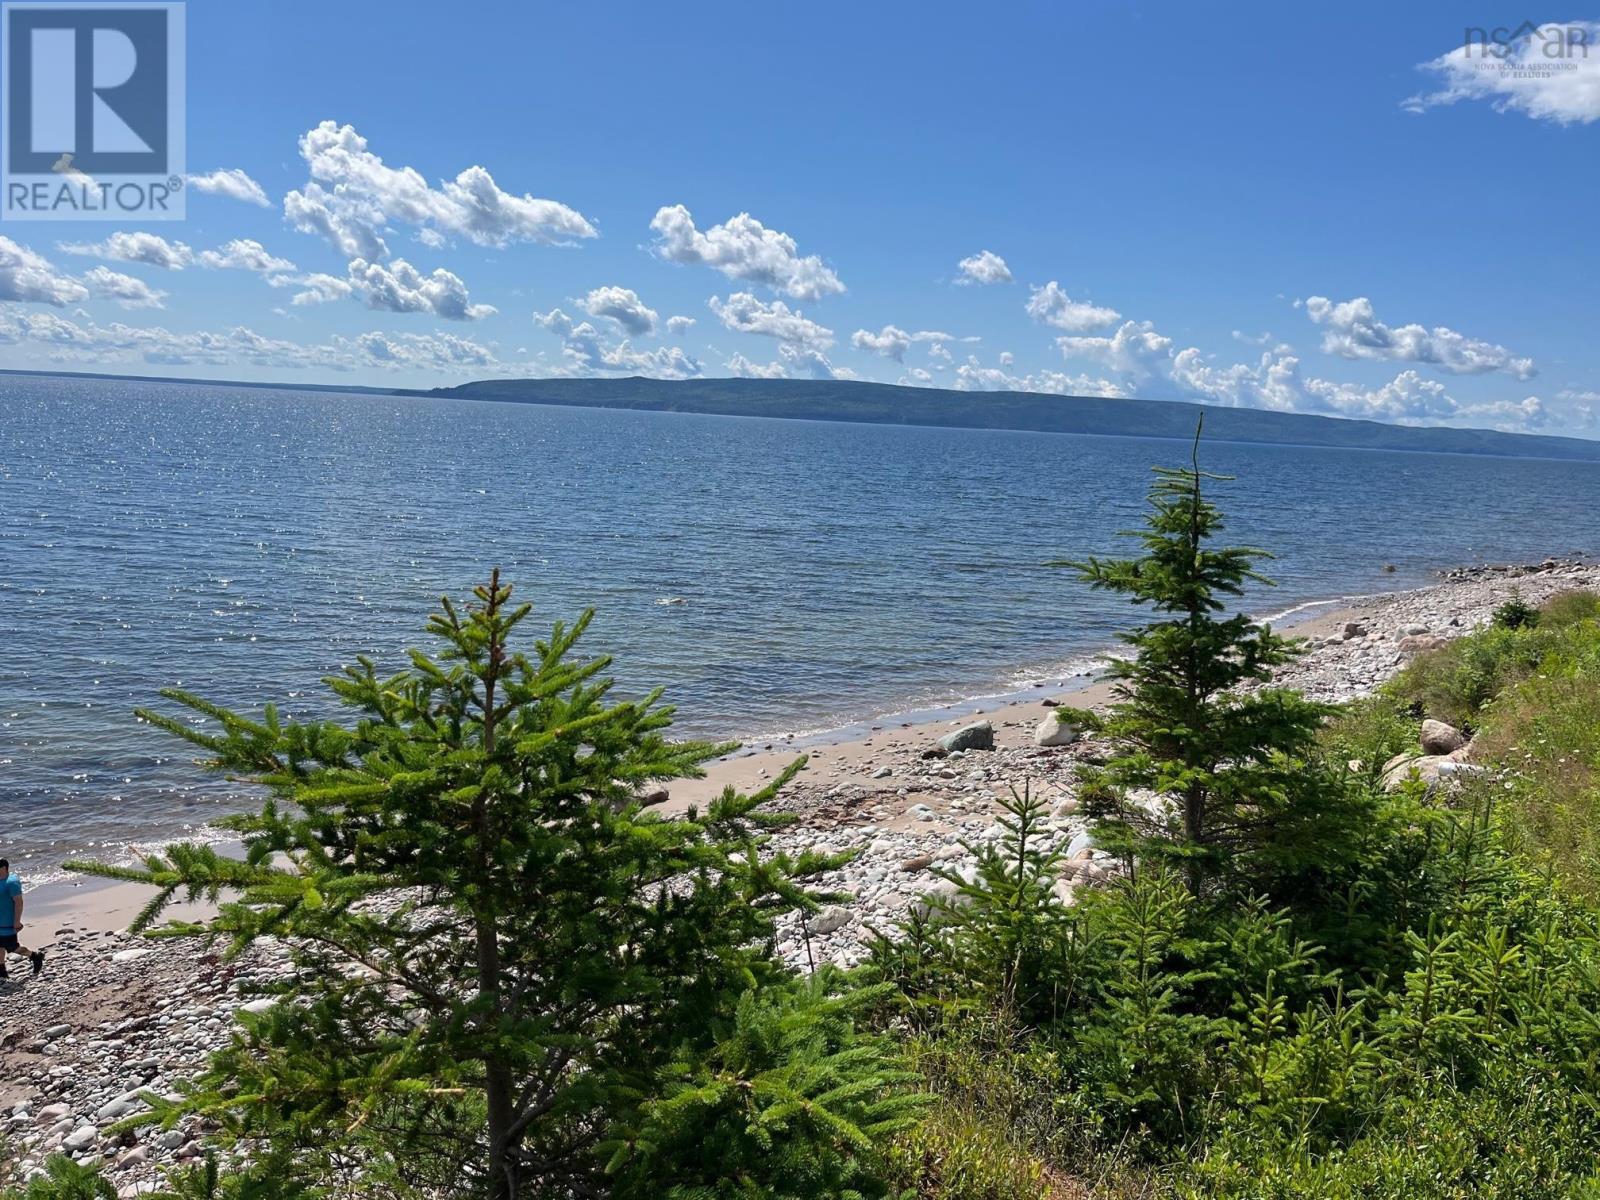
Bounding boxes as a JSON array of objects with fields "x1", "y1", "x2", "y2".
[
  {"x1": 1384, "y1": 590, "x2": 1600, "y2": 730},
  {"x1": 1317, "y1": 694, "x2": 1417, "y2": 782},
  {"x1": 1467, "y1": 600, "x2": 1600, "y2": 896}
]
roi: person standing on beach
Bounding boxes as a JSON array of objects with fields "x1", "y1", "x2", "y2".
[{"x1": 0, "y1": 858, "x2": 46, "y2": 980}]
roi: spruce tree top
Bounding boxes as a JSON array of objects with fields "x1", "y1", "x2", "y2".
[{"x1": 1055, "y1": 420, "x2": 1338, "y2": 892}]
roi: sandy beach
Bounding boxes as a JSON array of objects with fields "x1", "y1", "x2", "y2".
[{"x1": 6, "y1": 557, "x2": 1600, "y2": 1193}]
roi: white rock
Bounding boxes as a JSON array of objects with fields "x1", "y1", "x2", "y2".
[
  {"x1": 1034, "y1": 713, "x2": 1082, "y2": 747},
  {"x1": 62, "y1": 1126, "x2": 97, "y2": 1152},
  {"x1": 809, "y1": 905, "x2": 853, "y2": 934},
  {"x1": 96, "y1": 1092, "x2": 144, "y2": 1122}
]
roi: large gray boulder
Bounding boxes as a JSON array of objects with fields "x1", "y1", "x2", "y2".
[
  {"x1": 808, "y1": 905, "x2": 853, "y2": 934},
  {"x1": 1381, "y1": 751, "x2": 1483, "y2": 794},
  {"x1": 911, "y1": 879, "x2": 968, "y2": 919},
  {"x1": 1398, "y1": 634, "x2": 1450, "y2": 655},
  {"x1": 938, "y1": 721, "x2": 995, "y2": 753},
  {"x1": 1420, "y1": 719, "x2": 1467, "y2": 756}
]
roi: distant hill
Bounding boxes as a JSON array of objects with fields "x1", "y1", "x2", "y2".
[
  {"x1": 9, "y1": 368, "x2": 1598, "y2": 462},
  {"x1": 430, "y1": 376, "x2": 1600, "y2": 462},
  {"x1": 0, "y1": 367, "x2": 405, "y2": 396}
]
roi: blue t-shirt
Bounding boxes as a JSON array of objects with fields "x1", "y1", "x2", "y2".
[{"x1": 0, "y1": 874, "x2": 20, "y2": 936}]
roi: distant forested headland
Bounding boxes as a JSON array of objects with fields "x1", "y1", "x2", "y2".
[{"x1": 429, "y1": 376, "x2": 1600, "y2": 462}]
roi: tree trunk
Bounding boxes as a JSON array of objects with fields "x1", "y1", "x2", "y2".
[
  {"x1": 479, "y1": 918, "x2": 517, "y2": 1200},
  {"x1": 476, "y1": 569, "x2": 516, "y2": 1198},
  {"x1": 1184, "y1": 787, "x2": 1205, "y2": 895}
]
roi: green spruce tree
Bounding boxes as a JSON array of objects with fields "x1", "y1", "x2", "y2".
[
  {"x1": 603, "y1": 971, "x2": 923, "y2": 1199},
  {"x1": 1055, "y1": 420, "x2": 1353, "y2": 894},
  {"x1": 70, "y1": 572, "x2": 908, "y2": 1200}
]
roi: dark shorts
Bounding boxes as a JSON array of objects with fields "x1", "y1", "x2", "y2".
[{"x1": 0, "y1": 934, "x2": 18, "y2": 953}]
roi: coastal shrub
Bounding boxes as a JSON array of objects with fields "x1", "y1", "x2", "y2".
[
  {"x1": 884, "y1": 778, "x2": 1600, "y2": 1193},
  {"x1": 1184, "y1": 1063, "x2": 1600, "y2": 1200},
  {"x1": 883, "y1": 783, "x2": 1076, "y2": 1025},
  {"x1": 4, "y1": 1158, "x2": 114, "y2": 1200},
  {"x1": 1492, "y1": 588, "x2": 1540, "y2": 630},
  {"x1": 146, "y1": 1156, "x2": 308, "y2": 1199},
  {"x1": 1053, "y1": 420, "x2": 1362, "y2": 897},
  {"x1": 1387, "y1": 590, "x2": 1600, "y2": 730},
  {"x1": 67, "y1": 572, "x2": 911, "y2": 1200},
  {"x1": 4, "y1": 1153, "x2": 316, "y2": 1200},
  {"x1": 1176, "y1": 805, "x2": 1600, "y2": 1197},
  {"x1": 603, "y1": 971, "x2": 923, "y2": 1199},
  {"x1": 882, "y1": 1027, "x2": 1101, "y2": 1199},
  {"x1": 1385, "y1": 623, "x2": 1553, "y2": 726},
  {"x1": 1315, "y1": 695, "x2": 1415, "y2": 782}
]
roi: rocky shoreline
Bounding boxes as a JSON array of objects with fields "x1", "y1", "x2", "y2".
[{"x1": 4, "y1": 557, "x2": 1598, "y2": 1195}]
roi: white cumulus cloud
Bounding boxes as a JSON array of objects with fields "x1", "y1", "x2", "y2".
[
  {"x1": 0, "y1": 305, "x2": 505, "y2": 377},
  {"x1": 198, "y1": 239, "x2": 297, "y2": 275},
  {"x1": 650, "y1": 205, "x2": 844, "y2": 301},
  {"x1": 1056, "y1": 319, "x2": 1173, "y2": 377},
  {"x1": 347, "y1": 258, "x2": 495, "y2": 320},
  {"x1": 188, "y1": 168, "x2": 271, "y2": 207},
  {"x1": 355, "y1": 330, "x2": 498, "y2": 370},
  {"x1": 532, "y1": 307, "x2": 702, "y2": 379},
  {"x1": 850, "y1": 324, "x2": 963, "y2": 362},
  {"x1": 285, "y1": 121, "x2": 597, "y2": 260},
  {"x1": 277, "y1": 272, "x2": 355, "y2": 307},
  {"x1": 577, "y1": 285, "x2": 658, "y2": 336},
  {"x1": 708, "y1": 292, "x2": 834, "y2": 350},
  {"x1": 57, "y1": 231, "x2": 195, "y2": 270},
  {"x1": 956, "y1": 250, "x2": 1012, "y2": 285},
  {"x1": 1169, "y1": 345, "x2": 1550, "y2": 431},
  {"x1": 0, "y1": 237, "x2": 89, "y2": 306},
  {"x1": 1026, "y1": 281, "x2": 1121, "y2": 333},
  {"x1": 83, "y1": 266, "x2": 166, "y2": 309},
  {"x1": 726, "y1": 352, "x2": 788, "y2": 379},
  {"x1": 778, "y1": 342, "x2": 853, "y2": 380},
  {"x1": 952, "y1": 355, "x2": 1127, "y2": 397},
  {"x1": 1302, "y1": 295, "x2": 1535, "y2": 379}
]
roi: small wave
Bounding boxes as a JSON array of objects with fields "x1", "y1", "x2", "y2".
[
  {"x1": 1256, "y1": 591, "x2": 1389, "y2": 626},
  {"x1": 723, "y1": 656, "x2": 1117, "y2": 753},
  {"x1": 17, "y1": 820, "x2": 239, "y2": 887}
]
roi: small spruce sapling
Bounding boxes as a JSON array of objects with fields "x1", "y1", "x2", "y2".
[
  {"x1": 70, "y1": 572, "x2": 865, "y2": 1200},
  {"x1": 1054, "y1": 419, "x2": 1349, "y2": 895}
]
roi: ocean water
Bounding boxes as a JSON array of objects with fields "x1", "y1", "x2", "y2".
[{"x1": 3, "y1": 373, "x2": 1599, "y2": 866}]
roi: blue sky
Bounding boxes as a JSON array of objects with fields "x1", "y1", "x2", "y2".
[{"x1": 2, "y1": 0, "x2": 1597, "y2": 435}]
